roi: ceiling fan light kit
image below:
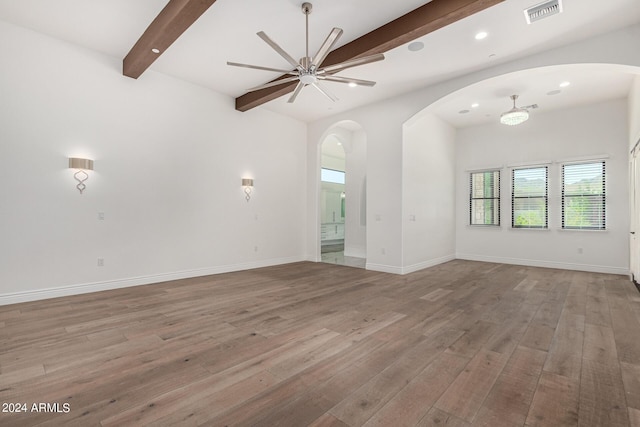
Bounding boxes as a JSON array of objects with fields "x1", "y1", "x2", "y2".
[
  {"x1": 500, "y1": 94, "x2": 530, "y2": 126},
  {"x1": 227, "y1": 2, "x2": 384, "y2": 104}
]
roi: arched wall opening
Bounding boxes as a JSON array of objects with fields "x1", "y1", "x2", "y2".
[
  {"x1": 316, "y1": 120, "x2": 367, "y2": 268},
  {"x1": 402, "y1": 63, "x2": 639, "y2": 275}
]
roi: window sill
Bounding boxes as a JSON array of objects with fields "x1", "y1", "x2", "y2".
[
  {"x1": 509, "y1": 227, "x2": 550, "y2": 231},
  {"x1": 558, "y1": 228, "x2": 608, "y2": 233}
]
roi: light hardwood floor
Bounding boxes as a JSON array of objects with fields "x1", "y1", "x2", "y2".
[{"x1": 1, "y1": 260, "x2": 640, "y2": 426}]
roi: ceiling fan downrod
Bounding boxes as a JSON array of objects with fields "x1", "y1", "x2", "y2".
[{"x1": 302, "y1": 2, "x2": 312, "y2": 61}]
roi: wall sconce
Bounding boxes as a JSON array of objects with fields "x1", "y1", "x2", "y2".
[
  {"x1": 242, "y1": 178, "x2": 253, "y2": 202},
  {"x1": 68, "y1": 157, "x2": 94, "y2": 194}
]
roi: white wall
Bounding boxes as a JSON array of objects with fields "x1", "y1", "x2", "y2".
[
  {"x1": 630, "y1": 75, "x2": 640, "y2": 150},
  {"x1": 308, "y1": 24, "x2": 640, "y2": 275},
  {"x1": 455, "y1": 99, "x2": 629, "y2": 274},
  {"x1": 0, "y1": 21, "x2": 307, "y2": 304},
  {"x1": 344, "y1": 129, "x2": 367, "y2": 258},
  {"x1": 402, "y1": 113, "x2": 456, "y2": 273}
]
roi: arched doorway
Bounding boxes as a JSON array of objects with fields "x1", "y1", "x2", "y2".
[{"x1": 319, "y1": 121, "x2": 367, "y2": 268}]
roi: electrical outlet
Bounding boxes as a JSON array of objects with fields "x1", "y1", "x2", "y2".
[
  {"x1": 577, "y1": 247, "x2": 583, "y2": 254},
  {"x1": 97, "y1": 258, "x2": 104, "y2": 267},
  {"x1": 98, "y1": 212, "x2": 105, "y2": 220},
  {"x1": 254, "y1": 246, "x2": 258, "y2": 252},
  {"x1": 381, "y1": 248, "x2": 386, "y2": 255}
]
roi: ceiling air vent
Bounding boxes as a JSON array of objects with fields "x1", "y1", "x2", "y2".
[{"x1": 524, "y1": 0, "x2": 563, "y2": 24}]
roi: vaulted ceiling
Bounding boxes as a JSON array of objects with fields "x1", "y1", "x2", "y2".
[{"x1": 0, "y1": 0, "x2": 639, "y2": 126}]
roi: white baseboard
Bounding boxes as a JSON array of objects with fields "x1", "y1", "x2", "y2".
[
  {"x1": 0, "y1": 256, "x2": 305, "y2": 306},
  {"x1": 401, "y1": 254, "x2": 456, "y2": 275},
  {"x1": 456, "y1": 253, "x2": 629, "y2": 276},
  {"x1": 365, "y1": 263, "x2": 403, "y2": 275},
  {"x1": 367, "y1": 254, "x2": 455, "y2": 275}
]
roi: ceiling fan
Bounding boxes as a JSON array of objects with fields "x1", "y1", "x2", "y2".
[{"x1": 227, "y1": 2, "x2": 385, "y2": 103}]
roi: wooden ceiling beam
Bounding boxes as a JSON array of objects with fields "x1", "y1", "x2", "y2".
[
  {"x1": 123, "y1": 0, "x2": 218, "y2": 79},
  {"x1": 235, "y1": 0, "x2": 504, "y2": 112}
]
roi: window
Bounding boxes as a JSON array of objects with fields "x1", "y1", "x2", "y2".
[
  {"x1": 562, "y1": 161, "x2": 605, "y2": 230},
  {"x1": 470, "y1": 170, "x2": 500, "y2": 225},
  {"x1": 321, "y1": 168, "x2": 345, "y2": 184},
  {"x1": 512, "y1": 166, "x2": 548, "y2": 228}
]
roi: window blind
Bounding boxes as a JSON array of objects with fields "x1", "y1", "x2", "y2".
[
  {"x1": 470, "y1": 170, "x2": 500, "y2": 226},
  {"x1": 512, "y1": 166, "x2": 548, "y2": 228},
  {"x1": 562, "y1": 161, "x2": 605, "y2": 230}
]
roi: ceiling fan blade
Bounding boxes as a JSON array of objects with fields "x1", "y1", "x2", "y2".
[
  {"x1": 318, "y1": 75, "x2": 376, "y2": 87},
  {"x1": 312, "y1": 82, "x2": 338, "y2": 102},
  {"x1": 288, "y1": 81, "x2": 305, "y2": 103},
  {"x1": 311, "y1": 27, "x2": 343, "y2": 68},
  {"x1": 320, "y1": 53, "x2": 385, "y2": 74},
  {"x1": 257, "y1": 31, "x2": 301, "y2": 70},
  {"x1": 227, "y1": 61, "x2": 297, "y2": 75},
  {"x1": 247, "y1": 76, "x2": 300, "y2": 92}
]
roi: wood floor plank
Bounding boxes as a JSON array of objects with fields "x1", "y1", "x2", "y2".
[
  {"x1": 421, "y1": 288, "x2": 453, "y2": 301},
  {"x1": 582, "y1": 323, "x2": 618, "y2": 365},
  {"x1": 629, "y1": 407, "x2": 640, "y2": 427},
  {"x1": 484, "y1": 302, "x2": 538, "y2": 355},
  {"x1": 363, "y1": 351, "x2": 470, "y2": 427},
  {"x1": 433, "y1": 349, "x2": 510, "y2": 423},
  {"x1": 520, "y1": 321, "x2": 555, "y2": 352},
  {"x1": 543, "y1": 311, "x2": 585, "y2": 381},
  {"x1": 585, "y1": 281, "x2": 612, "y2": 327},
  {"x1": 514, "y1": 278, "x2": 538, "y2": 292},
  {"x1": 579, "y1": 359, "x2": 629, "y2": 427},
  {"x1": 621, "y1": 362, "x2": 640, "y2": 411},
  {"x1": 525, "y1": 371, "x2": 580, "y2": 427},
  {"x1": 327, "y1": 330, "x2": 457, "y2": 426},
  {"x1": 444, "y1": 319, "x2": 500, "y2": 358},
  {"x1": 416, "y1": 407, "x2": 472, "y2": 427},
  {"x1": 474, "y1": 346, "x2": 547, "y2": 426},
  {"x1": 308, "y1": 413, "x2": 350, "y2": 427},
  {"x1": 606, "y1": 282, "x2": 640, "y2": 365}
]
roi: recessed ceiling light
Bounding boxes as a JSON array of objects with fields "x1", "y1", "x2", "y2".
[
  {"x1": 471, "y1": 103, "x2": 479, "y2": 108},
  {"x1": 559, "y1": 81, "x2": 571, "y2": 88},
  {"x1": 475, "y1": 31, "x2": 488, "y2": 40},
  {"x1": 348, "y1": 82, "x2": 358, "y2": 88},
  {"x1": 547, "y1": 89, "x2": 562, "y2": 96},
  {"x1": 151, "y1": 48, "x2": 160, "y2": 54},
  {"x1": 408, "y1": 41, "x2": 424, "y2": 52},
  {"x1": 459, "y1": 109, "x2": 470, "y2": 114}
]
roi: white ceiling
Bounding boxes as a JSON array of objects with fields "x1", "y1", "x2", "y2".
[{"x1": 0, "y1": 0, "x2": 639, "y2": 126}]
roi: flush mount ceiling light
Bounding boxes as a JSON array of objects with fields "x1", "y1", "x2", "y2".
[
  {"x1": 475, "y1": 31, "x2": 488, "y2": 40},
  {"x1": 500, "y1": 94, "x2": 529, "y2": 126}
]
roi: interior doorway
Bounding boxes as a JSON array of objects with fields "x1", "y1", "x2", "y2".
[{"x1": 319, "y1": 123, "x2": 367, "y2": 269}]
